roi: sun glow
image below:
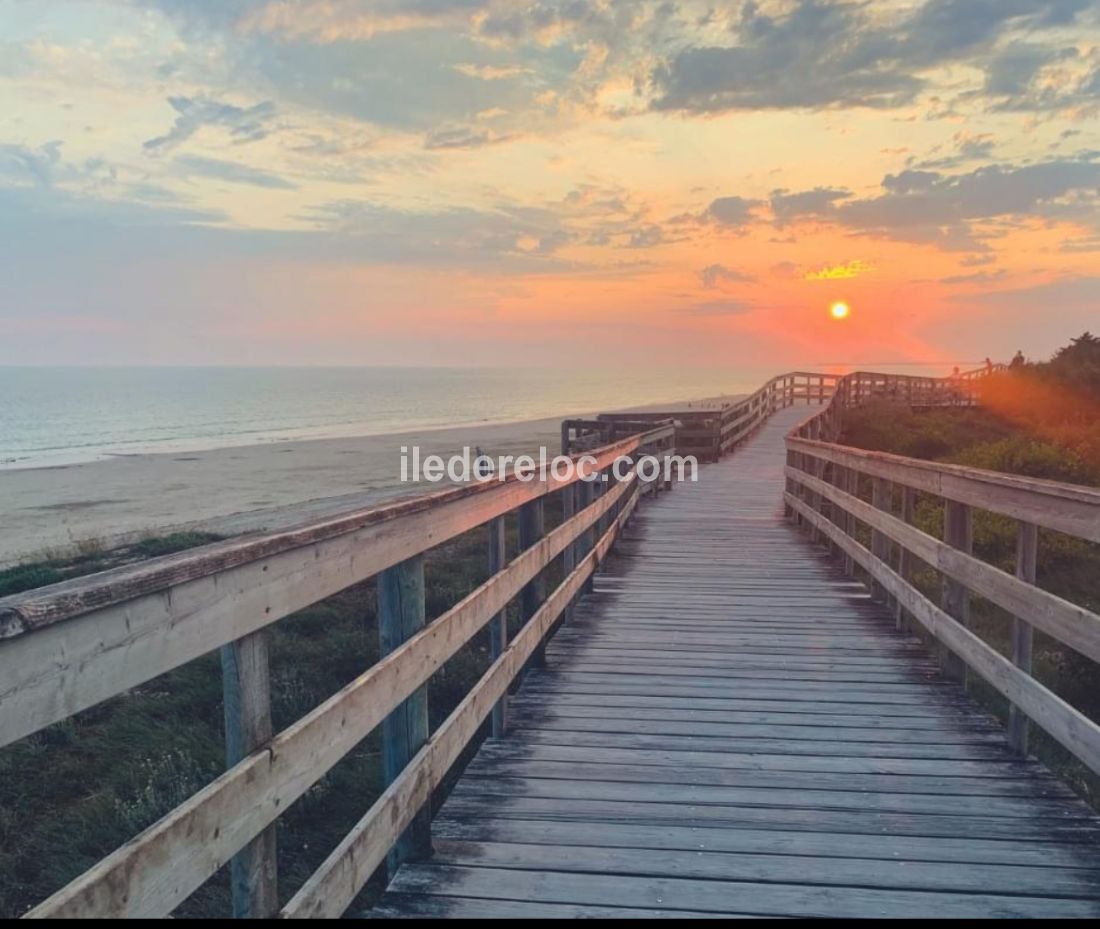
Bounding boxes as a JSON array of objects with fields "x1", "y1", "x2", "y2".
[{"x1": 830, "y1": 301, "x2": 851, "y2": 320}]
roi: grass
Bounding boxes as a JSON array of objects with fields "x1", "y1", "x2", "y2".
[
  {"x1": 0, "y1": 504, "x2": 564, "y2": 918},
  {"x1": 0, "y1": 531, "x2": 225, "y2": 599},
  {"x1": 838, "y1": 400, "x2": 1100, "y2": 806}
]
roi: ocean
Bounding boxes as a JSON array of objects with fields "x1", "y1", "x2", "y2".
[
  {"x1": 0, "y1": 365, "x2": 785, "y2": 469},
  {"x1": 0, "y1": 363, "x2": 959, "y2": 470}
]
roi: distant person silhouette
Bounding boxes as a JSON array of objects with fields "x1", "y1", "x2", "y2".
[{"x1": 1010, "y1": 350, "x2": 1026, "y2": 368}]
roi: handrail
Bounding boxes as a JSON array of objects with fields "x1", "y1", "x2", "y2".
[
  {"x1": 5, "y1": 422, "x2": 670, "y2": 919},
  {"x1": 784, "y1": 366, "x2": 1100, "y2": 777},
  {"x1": 592, "y1": 371, "x2": 841, "y2": 462}
]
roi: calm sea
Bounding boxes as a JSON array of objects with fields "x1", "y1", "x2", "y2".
[
  {"x1": 0, "y1": 364, "x2": 960, "y2": 469},
  {"x1": 0, "y1": 365, "x2": 791, "y2": 469}
]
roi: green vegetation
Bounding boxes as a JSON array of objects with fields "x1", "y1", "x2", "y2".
[
  {"x1": 0, "y1": 531, "x2": 225, "y2": 599},
  {"x1": 130, "y1": 531, "x2": 226, "y2": 558},
  {"x1": 838, "y1": 334, "x2": 1100, "y2": 805},
  {"x1": 0, "y1": 508, "x2": 563, "y2": 918}
]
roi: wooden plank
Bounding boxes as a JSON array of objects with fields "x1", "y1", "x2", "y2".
[
  {"x1": 430, "y1": 838, "x2": 1100, "y2": 899},
  {"x1": 465, "y1": 748, "x2": 1072, "y2": 797},
  {"x1": 514, "y1": 728, "x2": 1016, "y2": 761},
  {"x1": 219, "y1": 632, "x2": 278, "y2": 918},
  {"x1": 448, "y1": 774, "x2": 1090, "y2": 821},
  {"x1": 372, "y1": 894, "x2": 732, "y2": 919},
  {"x1": 25, "y1": 474, "x2": 636, "y2": 919},
  {"x1": 440, "y1": 791, "x2": 1100, "y2": 844},
  {"x1": 387, "y1": 863, "x2": 1100, "y2": 918},
  {"x1": 505, "y1": 707, "x2": 999, "y2": 742}
]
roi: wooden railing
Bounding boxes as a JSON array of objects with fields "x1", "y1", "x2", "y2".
[
  {"x1": 784, "y1": 368, "x2": 1100, "y2": 777},
  {"x1": 593, "y1": 371, "x2": 840, "y2": 462},
  {"x1": 834, "y1": 364, "x2": 1008, "y2": 410},
  {"x1": 0, "y1": 423, "x2": 676, "y2": 919}
]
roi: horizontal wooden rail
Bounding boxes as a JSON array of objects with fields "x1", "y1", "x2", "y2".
[
  {"x1": 0, "y1": 436, "x2": 648, "y2": 750},
  {"x1": 787, "y1": 438, "x2": 1100, "y2": 544},
  {"x1": 281, "y1": 478, "x2": 640, "y2": 918},
  {"x1": 786, "y1": 492, "x2": 1100, "y2": 775},
  {"x1": 788, "y1": 467, "x2": 1100, "y2": 664},
  {"x1": 24, "y1": 469, "x2": 639, "y2": 919},
  {"x1": 588, "y1": 371, "x2": 840, "y2": 463},
  {"x1": 784, "y1": 364, "x2": 1100, "y2": 777}
]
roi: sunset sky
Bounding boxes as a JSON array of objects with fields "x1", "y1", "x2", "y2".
[{"x1": 2, "y1": 0, "x2": 1099, "y2": 368}]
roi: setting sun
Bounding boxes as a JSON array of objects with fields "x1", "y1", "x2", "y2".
[{"x1": 831, "y1": 301, "x2": 851, "y2": 320}]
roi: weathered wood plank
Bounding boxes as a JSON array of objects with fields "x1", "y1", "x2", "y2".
[
  {"x1": 431, "y1": 838, "x2": 1100, "y2": 899},
  {"x1": 388, "y1": 863, "x2": 1100, "y2": 918}
]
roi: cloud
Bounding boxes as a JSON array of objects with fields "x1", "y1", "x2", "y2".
[
  {"x1": 651, "y1": 0, "x2": 1097, "y2": 114},
  {"x1": 770, "y1": 187, "x2": 850, "y2": 227},
  {"x1": 952, "y1": 274, "x2": 1100, "y2": 308},
  {"x1": 453, "y1": 63, "x2": 529, "y2": 80},
  {"x1": 174, "y1": 156, "x2": 298, "y2": 189},
  {"x1": 706, "y1": 155, "x2": 1100, "y2": 250},
  {"x1": 706, "y1": 195, "x2": 761, "y2": 228},
  {"x1": 0, "y1": 141, "x2": 64, "y2": 187},
  {"x1": 424, "y1": 126, "x2": 519, "y2": 149},
  {"x1": 144, "y1": 96, "x2": 279, "y2": 152},
  {"x1": 835, "y1": 157, "x2": 1100, "y2": 243},
  {"x1": 300, "y1": 197, "x2": 576, "y2": 268},
  {"x1": 914, "y1": 132, "x2": 997, "y2": 170},
  {"x1": 701, "y1": 263, "x2": 754, "y2": 288},
  {"x1": 941, "y1": 269, "x2": 1009, "y2": 285},
  {"x1": 681, "y1": 298, "x2": 754, "y2": 317}
]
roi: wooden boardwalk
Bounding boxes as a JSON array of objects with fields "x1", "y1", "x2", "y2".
[{"x1": 376, "y1": 405, "x2": 1100, "y2": 918}]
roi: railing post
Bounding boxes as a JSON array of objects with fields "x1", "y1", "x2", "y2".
[
  {"x1": 941, "y1": 501, "x2": 973, "y2": 684},
  {"x1": 1008, "y1": 521, "x2": 1038, "y2": 755},
  {"x1": 487, "y1": 516, "x2": 508, "y2": 738},
  {"x1": 870, "y1": 478, "x2": 890, "y2": 604},
  {"x1": 561, "y1": 481, "x2": 577, "y2": 619},
  {"x1": 519, "y1": 496, "x2": 547, "y2": 668},
  {"x1": 843, "y1": 467, "x2": 857, "y2": 577},
  {"x1": 581, "y1": 476, "x2": 596, "y2": 593},
  {"x1": 378, "y1": 555, "x2": 431, "y2": 874},
  {"x1": 896, "y1": 486, "x2": 916, "y2": 631},
  {"x1": 220, "y1": 632, "x2": 278, "y2": 919},
  {"x1": 784, "y1": 448, "x2": 795, "y2": 520}
]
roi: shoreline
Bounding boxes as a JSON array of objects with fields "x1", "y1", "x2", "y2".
[{"x1": 0, "y1": 391, "x2": 747, "y2": 568}]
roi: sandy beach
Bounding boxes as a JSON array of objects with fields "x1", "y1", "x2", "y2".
[{"x1": 0, "y1": 392, "x2": 749, "y2": 567}]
